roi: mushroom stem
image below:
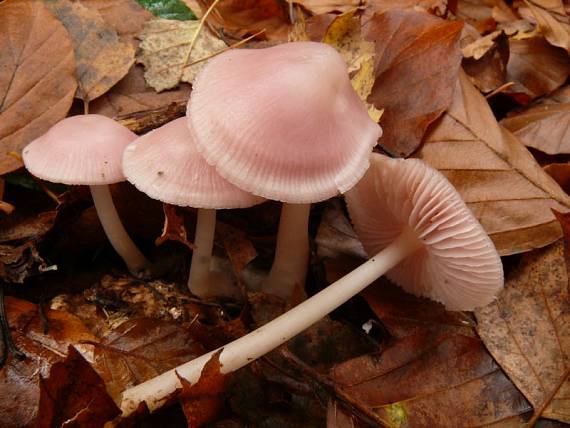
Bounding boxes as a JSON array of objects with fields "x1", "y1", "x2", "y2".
[
  {"x1": 187, "y1": 208, "x2": 216, "y2": 296},
  {"x1": 263, "y1": 203, "x2": 311, "y2": 297},
  {"x1": 90, "y1": 185, "x2": 151, "y2": 277},
  {"x1": 120, "y1": 228, "x2": 422, "y2": 415}
]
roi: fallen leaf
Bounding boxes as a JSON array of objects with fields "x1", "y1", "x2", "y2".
[
  {"x1": 545, "y1": 163, "x2": 570, "y2": 194},
  {"x1": 296, "y1": 0, "x2": 360, "y2": 15},
  {"x1": 331, "y1": 333, "x2": 532, "y2": 427},
  {"x1": 365, "y1": 0, "x2": 450, "y2": 17},
  {"x1": 45, "y1": 0, "x2": 136, "y2": 101},
  {"x1": 138, "y1": 0, "x2": 197, "y2": 20},
  {"x1": 506, "y1": 37, "x2": 570, "y2": 101},
  {"x1": 156, "y1": 204, "x2": 194, "y2": 249},
  {"x1": 461, "y1": 30, "x2": 503, "y2": 60},
  {"x1": 0, "y1": 0, "x2": 76, "y2": 175},
  {"x1": 38, "y1": 346, "x2": 121, "y2": 428},
  {"x1": 178, "y1": 350, "x2": 230, "y2": 427},
  {"x1": 0, "y1": 297, "x2": 97, "y2": 428},
  {"x1": 90, "y1": 65, "x2": 192, "y2": 118},
  {"x1": 501, "y1": 103, "x2": 570, "y2": 154},
  {"x1": 137, "y1": 18, "x2": 227, "y2": 92},
  {"x1": 216, "y1": 221, "x2": 257, "y2": 280},
  {"x1": 193, "y1": 0, "x2": 290, "y2": 41},
  {"x1": 475, "y1": 240, "x2": 570, "y2": 423},
  {"x1": 327, "y1": 400, "x2": 360, "y2": 428},
  {"x1": 526, "y1": 0, "x2": 570, "y2": 53},
  {"x1": 418, "y1": 71, "x2": 570, "y2": 255},
  {"x1": 365, "y1": 9, "x2": 463, "y2": 156},
  {"x1": 92, "y1": 318, "x2": 206, "y2": 402}
]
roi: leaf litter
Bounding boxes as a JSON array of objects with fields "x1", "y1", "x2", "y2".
[{"x1": 1, "y1": 0, "x2": 570, "y2": 426}]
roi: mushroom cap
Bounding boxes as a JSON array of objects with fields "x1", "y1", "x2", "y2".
[
  {"x1": 187, "y1": 41, "x2": 382, "y2": 203},
  {"x1": 345, "y1": 154, "x2": 503, "y2": 311},
  {"x1": 123, "y1": 118, "x2": 264, "y2": 209},
  {"x1": 23, "y1": 114, "x2": 135, "y2": 185}
]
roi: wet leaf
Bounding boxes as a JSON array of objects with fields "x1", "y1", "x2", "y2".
[
  {"x1": 38, "y1": 346, "x2": 121, "y2": 428},
  {"x1": 45, "y1": 0, "x2": 136, "y2": 101},
  {"x1": 138, "y1": 0, "x2": 197, "y2": 20},
  {"x1": 0, "y1": 0, "x2": 76, "y2": 175},
  {"x1": 178, "y1": 350, "x2": 230, "y2": 427},
  {"x1": 92, "y1": 317, "x2": 206, "y2": 402},
  {"x1": 0, "y1": 297, "x2": 97, "y2": 428},
  {"x1": 475, "y1": 240, "x2": 570, "y2": 423},
  {"x1": 418, "y1": 71, "x2": 570, "y2": 255},
  {"x1": 137, "y1": 18, "x2": 226, "y2": 91},
  {"x1": 501, "y1": 104, "x2": 570, "y2": 155},
  {"x1": 365, "y1": 9, "x2": 463, "y2": 156},
  {"x1": 331, "y1": 333, "x2": 532, "y2": 427}
]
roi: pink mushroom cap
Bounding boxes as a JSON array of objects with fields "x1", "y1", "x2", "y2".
[
  {"x1": 22, "y1": 114, "x2": 135, "y2": 185},
  {"x1": 187, "y1": 41, "x2": 382, "y2": 203},
  {"x1": 123, "y1": 118, "x2": 264, "y2": 209},
  {"x1": 346, "y1": 154, "x2": 504, "y2": 311}
]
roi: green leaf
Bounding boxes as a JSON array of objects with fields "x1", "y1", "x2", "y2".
[{"x1": 136, "y1": 0, "x2": 196, "y2": 20}]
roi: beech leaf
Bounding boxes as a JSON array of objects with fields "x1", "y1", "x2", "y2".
[
  {"x1": 0, "y1": 0, "x2": 76, "y2": 175},
  {"x1": 418, "y1": 71, "x2": 570, "y2": 255},
  {"x1": 365, "y1": 9, "x2": 463, "y2": 156},
  {"x1": 44, "y1": 0, "x2": 136, "y2": 101},
  {"x1": 525, "y1": 0, "x2": 570, "y2": 53},
  {"x1": 475, "y1": 240, "x2": 570, "y2": 423}
]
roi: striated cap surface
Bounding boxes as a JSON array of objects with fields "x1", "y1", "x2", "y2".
[
  {"x1": 123, "y1": 118, "x2": 264, "y2": 209},
  {"x1": 23, "y1": 114, "x2": 135, "y2": 185},
  {"x1": 187, "y1": 41, "x2": 382, "y2": 203},
  {"x1": 346, "y1": 154, "x2": 503, "y2": 311}
]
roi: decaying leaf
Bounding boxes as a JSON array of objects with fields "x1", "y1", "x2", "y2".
[
  {"x1": 296, "y1": 0, "x2": 360, "y2": 15},
  {"x1": 137, "y1": 18, "x2": 227, "y2": 92},
  {"x1": 38, "y1": 346, "x2": 121, "y2": 428},
  {"x1": 0, "y1": 297, "x2": 98, "y2": 428},
  {"x1": 156, "y1": 204, "x2": 194, "y2": 249},
  {"x1": 45, "y1": 0, "x2": 136, "y2": 101},
  {"x1": 475, "y1": 240, "x2": 570, "y2": 423},
  {"x1": 0, "y1": 0, "x2": 76, "y2": 175},
  {"x1": 462, "y1": 30, "x2": 509, "y2": 93},
  {"x1": 501, "y1": 103, "x2": 570, "y2": 155},
  {"x1": 331, "y1": 333, "x2": 532, "y2": 427},
  {"x1": 177, "y1": 350, "x2": 230, "y2": 427},
  {"x1": 525, "y1": 0, "x2": 570, "y2": 53},
  {"x1": 418, "y1": 71, "x2": 570, "y2": 255},
  {"x1": 216, "y1": 221, "x2": 257, "y2": 280},
  {"x1": 506, "y1": 37, "x2": 570, "y2": 101},
  {"x1": 365, "y1": 9, "x2": 463, "y2": 156},
  {"x1": 545, "y1": 163, "x2": 570, "y2": 195}
]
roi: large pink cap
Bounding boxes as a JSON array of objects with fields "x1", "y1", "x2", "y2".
[
  {"x1": 346, "y1": 154, "x2": 503, "y2": 311},
  {"x1": 187, "y1": 41, "x2": 382, "y2": 203},
  {"x1": 123, "y1": 118, "x2": 264, "y2": 209},
  {"x1": 23, "y1": 115, "x2": 135, "y2": 185}
]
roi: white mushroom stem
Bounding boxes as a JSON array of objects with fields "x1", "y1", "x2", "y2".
[
  {"x1": 263, "y1": 203, "x2": 311, "y2": 298},
  {"x1": 187, "y1": 208, "x2": 216, "y2": 296},
  {"x1": 120, "y1": 228, "x2": 423, "y2": 415},
  {"x1": 90, "y1": 185, "x2": 151, "y2": 276}
]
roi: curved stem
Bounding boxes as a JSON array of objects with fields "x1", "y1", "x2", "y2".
[
  {"x1": 263, "y1": 203, "x2": 311, "y2": 298},
  {"x1": 120, "y1": 229, "x2": 422, "y2": 414},
  {"x1": 188, "y1": 208, "x2": 216, "y2": 297},
  {"x1": 90, "y1": 185, "x2": 150, "y2": 277}
]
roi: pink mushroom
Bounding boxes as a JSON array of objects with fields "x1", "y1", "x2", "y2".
[
  {"x1": 123, "y1": 118, "x2": 264, "y2": 297},
  {"x1": 22, "y1": 115, "x2": 150, "y2": 277},
  {"x1": 119, "y1": 154, "x2": 503, "y2": 414},
  {"x1": 187, "y1": 41, "x2": 382, "y2": 298}
]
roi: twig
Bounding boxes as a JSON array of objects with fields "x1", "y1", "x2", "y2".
[{"x1": 486, "y1": 82, "x2": 515, "y2": 99}]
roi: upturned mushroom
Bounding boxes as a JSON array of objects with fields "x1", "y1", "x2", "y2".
[
  {"x1": 119, "y1": 154, "x2": 503, "y2": 414},
  {"x1": 123, "y1": 118, "x2": 264, "y2": 297},
  {"x1": 187, "y1": 41, "x2": 382, "y2": 298},
  {"x1": 22, "y1": 114, "x2": 150, "y2": 277}
]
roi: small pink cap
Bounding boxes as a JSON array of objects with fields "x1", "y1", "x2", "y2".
[
  {"x1": 23, "y1": 115, "x2": 135, "y2": 185},
  {"x1": 187, "y1": 41, "x2": 382, "y2": 203},
  {"x1": 123, "y1": 118, "x2": 264, "y2": 209},
  {"x1": 346, "y1": 154, "x2": 503, "y2": 311}
]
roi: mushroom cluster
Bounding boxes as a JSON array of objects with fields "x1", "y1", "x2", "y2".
[{"x1": 20, "y1": 41, "x2": 504, "y2": 416}]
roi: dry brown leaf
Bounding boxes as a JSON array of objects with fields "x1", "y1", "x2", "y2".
[
  {"x1": 90, "y1": 65, "x2": 191, "y2": 118},
  {"x1": 501, "y1": 104, "x2": 570, "y2": 154},
  {"x1": 327, "y1": 400, "x2": 360, "y2": 428},
  {"x1": 545, "y1": 163, "x2": 570, "y2": 194},
  {"x1": 296, "y1": 0, "x2": 360, "y2": 15},
  {"x1": 506, "y1": 37, "x2": 570, "y2": 101},
  {"x1": 0, "y1": 297, "x2": 98, "y2": 428},
  {"x1": 418, "y1": 71, "x2": 570, "y2": 255},
  {"x1": 475, "y1": 240, "x2": 570, "y2": 423},
  {"x1": 462, "y1": 30, "x2": 509, "y2": 93},
  {"x1": 137, "y1": 18, "x2": 226, "y2": 92},
  {"x1": 365, "y1": 10, "x2": 463, "y2": 156},
  {"x1": 0, "y1": 0, "x2": 76, "y2": 175},
  {"x1": 45, "y1": 0, "x2": 136, "y2": 101},
  {"x1": 365, "y1": 0, "x2": 450, "y2": 17},
  {"x1": 155, "y1": 204, "x2": 194, "y2": 250},
  {"x1": 526, "y1": 0, "x2": 570, "y2": 52},
  {"x1": 331, "y1": 333, "x2": 532, "y2": 426}
]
